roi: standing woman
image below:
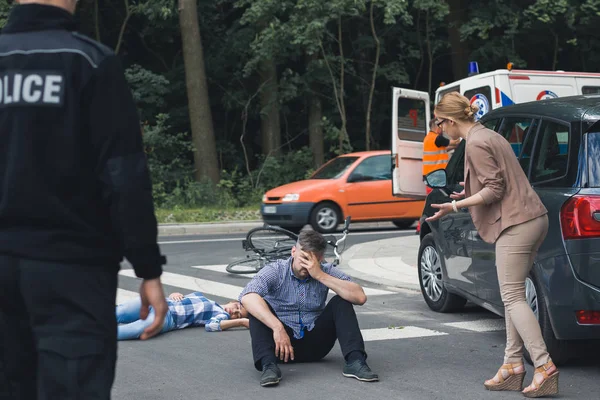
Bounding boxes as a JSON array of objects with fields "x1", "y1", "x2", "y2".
[{"x1": 426, "y1": 92, "x2": 559, "y2": 398}]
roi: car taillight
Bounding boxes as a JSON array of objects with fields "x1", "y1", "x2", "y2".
[
  {"x1": 560, "y1": 195, "x2": 600, "y2": 239},
  {"x1": 576, "y1": 310, "x2": 600, "y2": 325}
]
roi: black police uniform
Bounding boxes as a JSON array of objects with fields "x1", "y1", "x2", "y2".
[{"x1": 0, "y1": 4, "x2": 166, "y2": 399}]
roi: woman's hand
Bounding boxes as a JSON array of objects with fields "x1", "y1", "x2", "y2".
[
  {"x1": 450, "y1": 182, "x2": 465, "y2": 200},
  {"x1": 425, "y1": 203, "x2": 455, "y2": 222}
]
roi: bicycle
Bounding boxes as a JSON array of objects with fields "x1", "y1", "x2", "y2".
[{"x1": 225, "y1": 216, "x2": 352, "y2": 274}]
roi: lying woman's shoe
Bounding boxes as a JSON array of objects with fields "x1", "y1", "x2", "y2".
[
  {"x1": 522, "y1": 360, "x2": 559, "y2": 398},
  {"x1": 484, "y1": 363, "x2": 526, "y2": 391}
]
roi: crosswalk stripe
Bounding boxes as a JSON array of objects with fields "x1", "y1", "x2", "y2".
[
  {"x1": 190, "y1": 264, "x2": 396, "y2": 297},
  {"x1": 115, "y1": 282, "x2": 491, "y2": 340},
  {"x1": 116, "y1": 288, "x2": 139, "y2": 304},
  {"x1": 191, "y1": 264, "x2": 257, "y2": 278},
  {"x1": 361, "y1": 287, "x2": 396, "y2": 296},
  {"x1": 442, "y1": 319, "x2": 505, "y2": 332},
  {"x1": 361, "y1": 326, "x2": 447, "y2": 341},
  {"x1": 112, "y1": 296, "x2": 449, "y2": 341},
  {"x1": 119, "y1": 269, "x2": 242, "y2": 300}
]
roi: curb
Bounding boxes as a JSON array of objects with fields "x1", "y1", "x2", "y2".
[
  {"x1": 157, "y1": 220, "x2": 405, "y2": 237},
  {"x1": 338, "y1": 239, "x2": 422, "y2": 292},
  {"x1": 158, "y1": 221, "x2": 263, "y2": 236}
]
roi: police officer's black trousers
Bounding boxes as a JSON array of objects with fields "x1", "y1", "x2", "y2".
[{"x1": 0, "y1": 255, "x2": 118, "y2": 400}]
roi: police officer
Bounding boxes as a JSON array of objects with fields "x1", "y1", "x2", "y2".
[{"x1": 0, "y1": 1, "x2": 168, "y2": 399}]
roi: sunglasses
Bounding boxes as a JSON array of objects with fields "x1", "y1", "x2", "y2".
[{"x1": 436, "y1": 118, "x2": 448, "y2": 127}]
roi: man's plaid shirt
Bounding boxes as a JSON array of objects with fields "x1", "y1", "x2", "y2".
[
  {"x1": 239, "y1": 257, "x2": 351, "y2": 339},
  {"x1": 167, "y1": 292, "x2": 230, "y2": 331}
]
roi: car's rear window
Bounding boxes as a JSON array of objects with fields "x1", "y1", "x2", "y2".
[
  {"x1": 311, "y1": 157, "x2": 358, "y2": 179},
  {"x1": 587, "y1": 132, "x2": 600, "y2": 187}
]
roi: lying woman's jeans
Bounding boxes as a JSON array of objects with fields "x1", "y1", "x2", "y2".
[{"x1": 116, "y1": 297, "x2": 175, "y2": 340}]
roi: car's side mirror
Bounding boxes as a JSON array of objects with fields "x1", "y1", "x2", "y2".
[{"x1": 425, "y1": 169, "x2": 447, "y2": 189}]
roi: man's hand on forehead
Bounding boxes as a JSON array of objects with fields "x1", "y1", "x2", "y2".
[{"x1": 298, "y1": 250, "x2": 324, "y2": 279}]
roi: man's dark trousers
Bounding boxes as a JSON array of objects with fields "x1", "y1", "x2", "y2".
[
  {"x1": 249, "y1": 295, "x2": 366, "y2": 370},
  {"x1": 0, "y1": 255, "x2": 118, "y2": 400}
]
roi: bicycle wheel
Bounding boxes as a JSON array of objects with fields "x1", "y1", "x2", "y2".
[
  {"x1": 246, "y1": 226, "x2": 298, "y2": 254},
  {"x1": 226, "y1": 257, "x2": 263, "y2": 275}
]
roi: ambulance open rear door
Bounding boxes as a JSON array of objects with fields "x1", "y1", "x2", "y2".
[{"x1": 391, "y1": 87, "x2": 430, "y2": 199}]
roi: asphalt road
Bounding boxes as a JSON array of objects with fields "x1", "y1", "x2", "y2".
[{"x1": 111, "y1": 227, "x2": 600, "y2": 400}]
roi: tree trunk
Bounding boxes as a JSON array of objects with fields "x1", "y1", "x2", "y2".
[
  {"x1": 178, "y1": 0, "x2": 220, "y2": 184},
  {"x1": 426, "y1": 11, "x2": 433, "y2": 95},
  {"x1": 337, "y1": 17, "x2": 348, "y2": 153},
  {"x1": 365, "y1": 1, "x2": 381, "y2": 151},
  {"x1": 307, "y1": 53, "x2": 324, "y2": 168},
  {"x1": 94, "y1": 0, "x2": 100, "y2": 41},
  {"x1": 552, "y1": 31, "x2": 559, "y2": 70},
  {"x1": 115, "y1": 0, "x2": 132, "y2": 54},
  {"x1": 258, "y1": 58, "x2": 281, "y2": 157},
  {"x1": 414, "y1": 11, "x2": 424, "y2": 89},
  {"x1": 319, "y1": 17, "x2": 350, "y2": 154},
  {"x1": 447, "y1": 0, "x2": 471, "y2": 81}
]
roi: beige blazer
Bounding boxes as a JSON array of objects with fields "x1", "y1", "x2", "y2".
[{"x1": 464, "y1": 124, "x2": 547, "y2": 244}]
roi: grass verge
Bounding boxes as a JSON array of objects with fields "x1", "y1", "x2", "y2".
[{"x1": 155, "y1": 206, "x2": 261, "y2": 224}]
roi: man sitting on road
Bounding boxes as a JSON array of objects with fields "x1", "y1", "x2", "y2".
[
  {"x1": 116, "y1": 291, "x2": 249, "y2": 340},
  {"x1": 239, "y1": 229, "x2": 378, "y2": 387}
]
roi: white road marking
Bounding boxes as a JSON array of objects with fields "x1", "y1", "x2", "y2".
[
  {"x1": 189, "y1": 265, "x2": 396, "y2": 297},
  {"x1": 442, "y1": 319, "x2": 505, "y2": 332},
  {"x1": 158, "y1": 230, "x2": 405, "y2": 245},
  {"x1": 191, "y1": 264, "x2": 257, "y2": 278},
  {"x1": 361, "y1": 287, "x2": 396, "y2": 296},
  {"x1": 112, "y1": 295, "x2": 449, "y2": 341},
  {"x1": 361, "y1": 326, "x2": 447, "y2": 341},
  {"x1": 119, "y1": 269, "x2": 243, "y2": 300},
  {"x1": 116, "y1": 288, "x2": 139, "y2": 304}
]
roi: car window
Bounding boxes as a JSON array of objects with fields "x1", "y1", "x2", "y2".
[
  {"x1": 463, "y1": 86, "x2": 492, "y2": 121},
  {"x1": 530, "y1": 120, "x2": 570, "y2": 185},
  {"x1": 311, "y1": 156, "x2": 358, "y2": 179},
  {"x1": 349, "y1": 155, "x2": 391, "y2": 181},
  {"x1": 497, "y1": 117, "x2": 539, "y2": 174},
  {"x1": 482, "y1": 118, "x2": 500, "y2": 131},
  {"x1": 436, "y1": 86, "x2": 459, "y2": 103},
  {"x1": 397, "y1": 99, "x2": 428, "y2": 142},
  {"x1": 582, "y1": 86, "x2": 600, "y2": 95},
  {"x1": 586, "y1": 132, "x2": 600, "y2": 187}
]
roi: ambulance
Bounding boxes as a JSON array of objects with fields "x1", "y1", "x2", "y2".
[{"x1": 391, "y1": 62, "x2": 600, "y2": 199}]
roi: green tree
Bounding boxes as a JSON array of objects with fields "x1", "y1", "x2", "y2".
[{"x1": 179, "y1": 0, "x2": 220, "y2": 184}]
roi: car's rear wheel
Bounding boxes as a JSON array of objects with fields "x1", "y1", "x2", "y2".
[
  {"x1": 418, "y1": 233, "x2": 467, "y2": 312},
  {"x1": 523, "y1": 272, "x2": 571, "y2": 366},
  {"x1": 310, "y1": 202, "x2": 340, "y2": 234},
  {"x1": 393, "y1": 220, "x2": 415, "y2": 229}
]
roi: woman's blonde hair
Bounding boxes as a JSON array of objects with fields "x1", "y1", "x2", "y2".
[{"x1": 434, "y1": 92, "x2": 479, "y2": 123}]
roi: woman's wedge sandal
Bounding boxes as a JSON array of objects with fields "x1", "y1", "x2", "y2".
[
  {"x1": 522, "y1": 361, "x2": 559, "y2": 398},
  {"x1": 484, "y1": 363, "x2": 526, "y2": 391}
]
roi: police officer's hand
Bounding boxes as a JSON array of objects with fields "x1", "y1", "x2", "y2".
[{"x1": 138, "y1": 278, "x2": 167, "y2": 340}]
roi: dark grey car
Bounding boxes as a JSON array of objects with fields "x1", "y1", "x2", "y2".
[{"x1": 418, "y1": 95, "x2": 600, "y2": 365}]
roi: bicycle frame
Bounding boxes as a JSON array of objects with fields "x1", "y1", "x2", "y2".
[
  {"x1": 329, "y1": 216, "x2": 351, "y2": 266},
  {"x1": 239, "y1": 216, "x2": 352, "y2": 270}
]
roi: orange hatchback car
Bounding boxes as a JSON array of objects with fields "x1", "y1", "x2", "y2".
[{"x1": 261, "y1": 150, "x2": 425, "y2": 233}]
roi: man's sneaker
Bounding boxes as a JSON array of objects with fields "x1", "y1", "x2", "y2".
[
  {"x1": 342, "y1": 360, "x2": 379, "y2": 382},
  {"x1": 260, "y1": 362, "x2": 282, "y2": 387}
]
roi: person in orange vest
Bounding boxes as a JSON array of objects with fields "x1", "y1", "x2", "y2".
[
  {"x1": 416, "y1": 119, "x2": 459, "y2": 234},
  {"x1": 422, "y1": 118, "x2": 459, "y2": 182}
]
